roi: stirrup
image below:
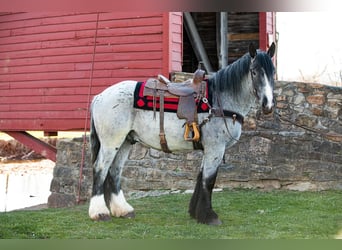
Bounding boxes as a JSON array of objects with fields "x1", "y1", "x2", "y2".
[{"x1": 184, "y1": 122, "x2": 200, "y2": 142}]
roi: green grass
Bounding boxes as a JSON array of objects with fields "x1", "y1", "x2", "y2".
[{"x1": 0, "y1": 189, "x2": 341, "y2": 239}]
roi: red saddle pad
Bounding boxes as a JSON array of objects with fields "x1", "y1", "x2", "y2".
[{"x1": 133, "y1": 81, "x2": 211, "y2": 113}]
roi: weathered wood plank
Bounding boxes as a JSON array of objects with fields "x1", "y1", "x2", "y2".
[
  {"x1": 0, "y1": 110, "x2": 87, "y2": 119},
  {"x1": 0, "y1": 51, "x2": 162, "y2": 67},
  {"x1": 0, "y1": 42, "x2": 163, "y2": 60},
  {"x1": 0, "y1": 119, "x2": 88, "y2": 131},
  {"x1": 228, "y1": 33, "x2": 259, "y2": 41},
  {"x1": 1, "y1": 59, "x2": 161, "y2": 75}
]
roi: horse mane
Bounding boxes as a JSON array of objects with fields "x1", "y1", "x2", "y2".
[
  {"x1": 209, "y1": 53, "x2": 251, "y2": 94},
  {"x1": 209, "y1": 50, "x2": 274, "y2": 94},
  {"x1": 254, "y1": 51, "x2": 275, "y2": 86}
]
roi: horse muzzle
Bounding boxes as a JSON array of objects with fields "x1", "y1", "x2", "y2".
[{"x1": 262, "y1": 96, "x2": 274, "y2": 114}]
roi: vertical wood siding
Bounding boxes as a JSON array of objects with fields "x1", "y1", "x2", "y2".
[
  {"x1": 259, "y1": 12, "x2": 276, "y2": 50},
  {"x1": 0, "y1": 12, "x2": 182, "y2": 131},
  {"x1": 169, "y1": 12, "x2": 183, "y2": 73}
]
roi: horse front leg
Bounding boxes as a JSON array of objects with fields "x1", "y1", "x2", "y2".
[{"x1": 189, "y1": 146, "x2": 225, "y2": 225}]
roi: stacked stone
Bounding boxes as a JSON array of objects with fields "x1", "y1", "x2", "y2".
[
  {"x1": 48, "y1": 138, "x2": 92, "y2": 207},
  {"x1": 225, "y1": 81, "x2": 341, "y2": 190}
]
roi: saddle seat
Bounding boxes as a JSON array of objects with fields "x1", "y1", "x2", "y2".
[
  {"x1": 143, "y1": 69, "x2": 206, "y2": 151},
  {"x1": 144, "y1": 73, "x2": 203, "y2": 97}
]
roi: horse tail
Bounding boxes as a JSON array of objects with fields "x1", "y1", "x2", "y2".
[{"x1": 90, "y1": 107, "x2": 100, "y2": 165}]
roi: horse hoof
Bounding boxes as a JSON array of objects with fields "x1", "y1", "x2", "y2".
[
  {"x1": 206, "y1": 218, "x2": 222, "y2": 226},
  {"x1": 96, "y1": 213, "x2": 112, "y2": 221},
  {"x1": 121, "y1": 211, "x2": 135, "y2": 219}
]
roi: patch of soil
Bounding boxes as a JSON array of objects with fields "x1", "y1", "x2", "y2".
[
  {"x1": 0, "y1": 159, "x2": 55, "y2": 174},
  {"x1": 0, "y1": 139, "x2": 56, "y2": 162}
]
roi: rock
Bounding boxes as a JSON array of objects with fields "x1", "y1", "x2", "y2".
[
  {"x1": 306, "y1": 95, "x2": 325, "y2": 105},
  {"x1": 48, "y1": 193, "x2": 76, "y2": 208},
  {"x1": 183, "y1": 189, "x2": 194, "y2": 194},
  {"x1": 286, "y1": 182, "x2": 317, "y2": 191},
  {"x1": 293, "y1": 93, "x2": 305, "y2": 105},
  {"x1": 325, "y1": 133, "x2": 342, "y2": 142}
]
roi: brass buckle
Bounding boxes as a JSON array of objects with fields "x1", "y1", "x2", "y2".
[{"x1": 232, "y1": 114, "x2": 237, "y2": 125}]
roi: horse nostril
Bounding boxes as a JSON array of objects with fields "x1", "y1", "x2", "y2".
[{"x1": 262, "y1": 97, "x2": 268, "y2": 108}]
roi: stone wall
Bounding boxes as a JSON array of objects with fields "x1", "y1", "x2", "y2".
[{"x1": 48, "y1": 81, "x2": 342, "y2": 208}]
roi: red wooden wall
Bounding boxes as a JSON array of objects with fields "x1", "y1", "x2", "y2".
[
  {"x1": 259, "y1": 12, "x2": 276, "y2": 51},
  {"x1": 0, "y1": 12, "x2": 182, "y2": 132}
]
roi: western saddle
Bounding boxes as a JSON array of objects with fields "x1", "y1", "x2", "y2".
[{"x1": 143, "y1": 68, "x2": 206, "y2": 153}]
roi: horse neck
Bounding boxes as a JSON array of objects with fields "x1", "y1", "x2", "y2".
[{"x1": 216, "y1": 74, "x2": 256, "y2": 116}]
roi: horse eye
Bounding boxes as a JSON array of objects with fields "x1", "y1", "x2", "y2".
[
  {"x1": 251, "y1": 70, "x2": 257, "y2": 77},
  {"x1": 253, "y1": 88, "x2": 259, "y2": 99}
]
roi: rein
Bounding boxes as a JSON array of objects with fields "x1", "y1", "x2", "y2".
[
  {"x1": 274, "y1": 111, "x2": 321, "y2": 134},
  {"x1": 274, "y1": 111, "x2": 342, "y2": 142}
]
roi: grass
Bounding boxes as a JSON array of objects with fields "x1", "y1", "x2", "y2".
[{"x1": 0, "y1": 189, "x2": 341, "y2": 239}]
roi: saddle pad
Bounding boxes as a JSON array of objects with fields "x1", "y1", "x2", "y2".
[{"x1": 133, "y1": 81, "x2": 212, "y2": 113}]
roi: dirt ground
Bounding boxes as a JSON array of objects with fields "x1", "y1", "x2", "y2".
[
  {"x1": 0, "y1": 131, "x2": 82, "y2": 162},
  {"x1": 0, "y1": 136, "x2": 55, "y2": 162},
  {"x1": 0, "y1": 159, "x2": 55, "y2": 175}
]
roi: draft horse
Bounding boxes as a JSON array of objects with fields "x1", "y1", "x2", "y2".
[{"x1": 88, "y1": 43, "x2": 276, "y2": 225}]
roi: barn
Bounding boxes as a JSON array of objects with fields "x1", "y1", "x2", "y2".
[{"x1": 0, "y1": 12, "x2": 276, "y2": 161}]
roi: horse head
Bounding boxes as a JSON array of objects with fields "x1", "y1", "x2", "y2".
[{"x1": 249, "y1": 42, "x2": 276, "y2": 114}]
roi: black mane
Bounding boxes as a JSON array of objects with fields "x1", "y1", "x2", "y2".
[
  {"x1": 208, "y1": 53, "x2": 251, "y2": 95},
  {"x1": 209, "y1": 50, "x2": 275, "y2": 94}
]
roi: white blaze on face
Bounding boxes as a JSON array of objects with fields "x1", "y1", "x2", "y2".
[{"x1": 263, "y1": 73, "x2": 274, "y2": 110}]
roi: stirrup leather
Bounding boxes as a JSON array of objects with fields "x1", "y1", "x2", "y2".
[{"x1": 184, "y1": 122, "x2": 200, "y2": 142}]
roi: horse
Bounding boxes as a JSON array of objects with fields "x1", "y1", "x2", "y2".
[{"x1": 88, "y1": 42, "x2": 276, "y2": 225}]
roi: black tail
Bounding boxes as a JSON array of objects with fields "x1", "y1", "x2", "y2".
[{"x1": 90, "y1": 114, "x2": 100, "y2": 165}]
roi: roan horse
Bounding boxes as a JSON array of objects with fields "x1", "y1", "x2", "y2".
[{"x1": 88, "y1": 43, "x2": 276, "y2": 225}]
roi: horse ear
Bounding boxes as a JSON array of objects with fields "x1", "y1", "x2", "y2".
[
  {"x1": 249, "y1": 43, "x2": 257, "y2": 58},
  {"x1": 267, "y1": 42, "x2": 276, "y2": 58}
]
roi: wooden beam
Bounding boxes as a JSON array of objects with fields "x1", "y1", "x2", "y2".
[
  {"x1": 183, "y1": 12, "x2": 213, "y2": 73},
  {"x1": 4, "y1": 131, "x2": 57, "y2": 162},
  {"x1": 228, "y1": 33, "x2": 259, "y2": 41},
  {"x1": 219, "y1": 12, "x2": 228, "y2": 69},
  {"x1": 44, "y1": 131, "x2": 58, "y2": 137}
]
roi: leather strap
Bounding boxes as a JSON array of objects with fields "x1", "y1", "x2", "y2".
[
  {"x1": 211, "y1": 108, "x2": 244, "y2": 125},
  {"x1": 212, "y1": 92, "x2": 244, "y2": 126},
  {"x1": 158, "y1": 90, "x2": 172, "y2": 153}
]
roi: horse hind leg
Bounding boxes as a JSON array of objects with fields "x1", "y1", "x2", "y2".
[
  {"x1": 105, "y1": 136, "x2": 135, "y2": 218},
  {"x1": 88, "y1": 146, "x2": 117, "y2": 221}
]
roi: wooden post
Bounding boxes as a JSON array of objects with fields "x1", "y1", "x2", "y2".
[{"x1": 219, "y1": 12, "x2": 228, "y2": 69}]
